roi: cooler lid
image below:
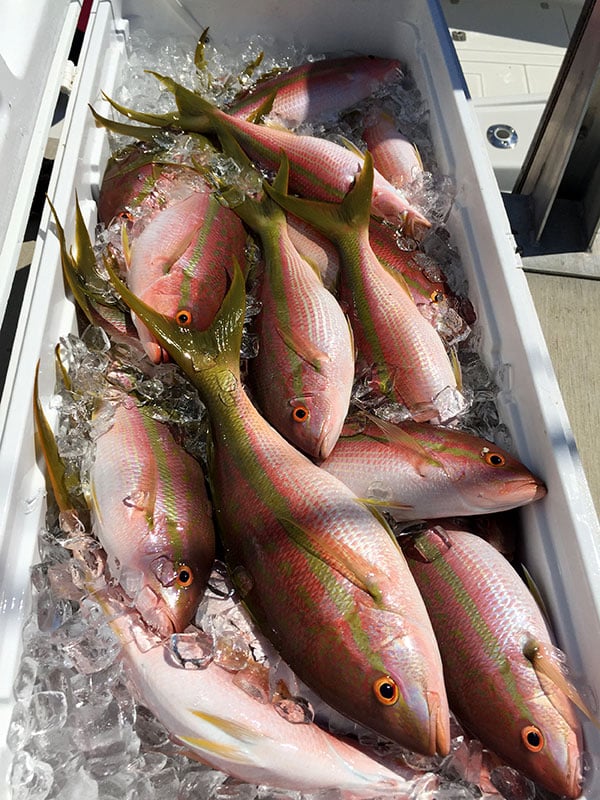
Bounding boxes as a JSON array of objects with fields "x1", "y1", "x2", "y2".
[{"x1": 0, "y1": 0, "x2": 82, "y2": 326}]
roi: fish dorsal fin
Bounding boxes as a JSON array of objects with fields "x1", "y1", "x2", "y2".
[
  {"x1": 246, "y1": 90, "x2": 277, "y2": 124},
  {"x1": 361, "y1": 413, "x2": 443, "y2": 472},
  {"x1": 401, "y1": 526, "x2": 453, "y2": 564},
  {"x1": 278, "y1": 515, "x2": 383, "y2": 602},
  {"x1": 377, "y1": 259, "x2": 413, "y2": 298},
  {"x1": 193, "y1": 27, "x2": 210, "y2": 72},
  {"x1": 275, "y1": 321, "x2": 328, "y2": 372},
  {"x1": 523, "y1": 638, "x2": 600, "y2": 729},
  {"x1": 521, "y1": 564, "x2": 552, "y2": 624},
  {"x1": 337, "y1": 134, "x2": 366, "y2": 158}
]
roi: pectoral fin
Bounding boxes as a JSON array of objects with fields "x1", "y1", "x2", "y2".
[
  {"x1": 275, "y1": 322, "x2": 329, "y2": 372},
  {"x1": 189, "y1": 710, "x2": 260, "y2": 744},
  {"x1": 524, "y1": 638, "x2": 600, "y2": 728},
  {"x1": 279, "y1": 515, "x2": 382, "y2": 602},
  {"x1": 177, "y1": 735, "x2": 255, "y2": 765}
]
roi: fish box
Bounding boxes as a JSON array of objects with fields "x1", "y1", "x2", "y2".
[{"x1": 1, "y1": 0, "x2": 599, "y2": 797}]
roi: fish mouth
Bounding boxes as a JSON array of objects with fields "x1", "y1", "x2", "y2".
[
  {"x1": 500, "y1": 477, "x2": 547, "y2": 505},
  {"x1": 134, "y1": 585, "x2": 177, "y2": 638},
  {"x1": 427, "y1": 691, "x2": 450, "y2": 757},
  {"x1": 144, "y1": 341, "x2": 171, "y2": 364},
  {"x1": 472, "y1": 477, "x2": 547, "y2": 511}
]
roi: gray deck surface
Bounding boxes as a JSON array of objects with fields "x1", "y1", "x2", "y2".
[{"x1": 526, "y1": 271, "x2": 600, "y2": 516}]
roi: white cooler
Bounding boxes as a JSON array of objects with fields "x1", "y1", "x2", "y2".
[{"x1": 1, "y1": 1, "x2": 599, "y2": 796}]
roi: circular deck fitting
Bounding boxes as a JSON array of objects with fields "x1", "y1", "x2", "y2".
[{"x1": 487, "y1": 124, "x2": 518, "y2": 149}]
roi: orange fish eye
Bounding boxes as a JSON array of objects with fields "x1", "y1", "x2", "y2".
[
  {"x1": 175, "y1": 309, "x2": 192, "y2": 327},
  {"x1": 521, "y1": 724, "x2": 544, "y2": 752},
  {"x1": 175, "y1": 565, "x2": 194, "y2": 588},
  {"x1": 373, "y1": 676, "x2": 399, "y2": 706},
  {"x1": 482, "y1": 448, "x2": 506, "y2": 467},
  {"x1": 430, "y1": 289, "x2": 445, "y2": 303},
  {"x1": 291, "y1": 404, "x2": 310, "y2": 424}
]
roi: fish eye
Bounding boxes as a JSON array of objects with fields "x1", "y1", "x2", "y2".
[
  {"x1": 373, "y1": 676, "x2": 399, "y2": 706},
  {"x1": 175, "y1": 309, "x2": 192, "y2": 326},
  {"x1": 291, "y1": 404, "x2": 310, "y2": 424},
  {"x1": 430, "y1": 290, "x2": 445, "y2": 303},
  {"x1": 481, "y1": 448, "x2": 506, "y2": 467},
  {"x1": 175, "y1": 565, "x2": 194, "y2": 588},
  {"x1": 521, "y1": 724, "x2": 544, "y2": 752}
]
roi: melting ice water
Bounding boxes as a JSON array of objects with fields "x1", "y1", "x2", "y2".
[{"x1": 4, "y1": 27, "x2": 550, "y2": 800}]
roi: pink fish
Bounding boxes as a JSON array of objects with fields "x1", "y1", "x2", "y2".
[
  {"x1": 401, "y1": 525, "x2": 585, "y2": 798},
  {"x1": 362, "y1": 109, "x2": 423, "y2": 189},
  {"x1": 103, "y1": 76, "x2": 431, "y2": 237},
  {"x1": 213, "y1": 139, "x2": 354, "y2": 459},
  {"x1": 227, "y1": 55, "x2": 402, "y2": 126},
  {"x1": 319, "y1": 418, "x2": 547, "y2": 518},
  {"x1": 89, "y1": 400, "x2": 215, "y2": 636},
  {"x1": 102, "y1": 596, "x2": 416, "y2": 796},
  {"x1": 124, "y1": 181, "x2": 247, "y2": 363}
]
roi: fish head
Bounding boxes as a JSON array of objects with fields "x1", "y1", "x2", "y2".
[
  {"x1": 281, "y1": 392, "x2": 346, "y2": 460},
  {"x1": 501, "y1": 709, "x2": 584, "y2": 798},
  {"x1": 132, "y1": 290, "x2": 204, "y2": 365},
  {"x1": 133, "y1": 550, "x2": 209, "y2": 637},
  {"x1": 355, "y1": 604, "x2": 451, "y2": 756},
  {"x1": 431, "y1": 434, "x2": 547, "y2": 513}
]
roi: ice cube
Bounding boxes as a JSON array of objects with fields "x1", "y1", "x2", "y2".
[
  {"x1": 133, "y1": 705, "x2": 171, "y2": 749},
  {"x1": 149, "y1": 766, "x2": 180, "y2": 796},
  {"x1": 29, "y1": 690, "x2": 68, "y2": 736},
  {"x1": 178, "y1": 768, "x2": 227, "y2": 797},
  {"x1": 54, "y1": 767, "x2": 99, "y2": 800},
  {"x1": 169, "y1": 630, "x2": 214, "y2": 669},
  {"x1": 9, "y1": 750, "x2": 54, "y2": 800},
  {"x1": 213, "y1": 777, "x2": 260, "y2": 800},
  {"x1": 490, "y1": 766, "x2": 536, "y2": 800},
  {"x1": 13, "y1": 656, "x2": 38, "y2": 702},
  {"x1": 7, "y1": 701, "x2": 32, "y2": 751}
]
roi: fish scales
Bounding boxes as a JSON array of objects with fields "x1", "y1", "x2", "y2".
[
  {"x1": 227, "y1": 56, "x2": 402, "y2": 126},
  {"x1": 107, "y1": 262, "x2": 450, "y2": 755},
  {"x1": 205, "y1": 376, "x2": 448, "y2": 754},
  {"x1": 320, "y1": 420, "x2": 546, "y2": 519},
  {"x1": 90, "y1": 402, "x2": 215, "y2": 634},
  {"x1": 249, "y1": 218, "x2": 354, "y2": 458},
  {"x1": 402, "y1": 527, "x2": 583, "y2": 798},
  {"x1": 338, "y1": 229, "x2": 458, "y2": 412},
  {"x1": 128, "y1": 187, "x2": 247, "y2": 362}
]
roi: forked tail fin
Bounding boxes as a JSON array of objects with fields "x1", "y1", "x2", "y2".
[{"x1": 104, "y1": 253, "x2": 247, "y2": 396}]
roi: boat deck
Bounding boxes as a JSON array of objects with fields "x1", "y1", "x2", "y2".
[{"x1": 441, "y1": 0, "x2": 600, "y2": 517}]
